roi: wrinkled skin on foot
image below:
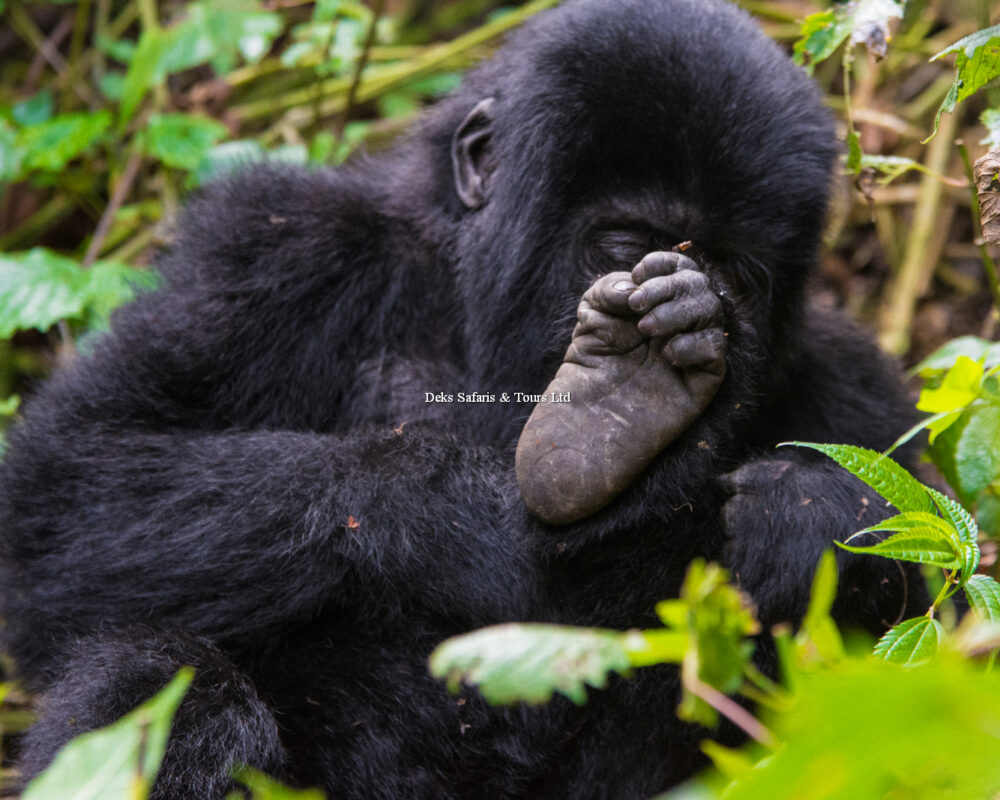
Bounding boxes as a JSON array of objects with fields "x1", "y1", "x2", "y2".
[{"x1": 516, "y1": 251, "x2": 726, "y2": 525}]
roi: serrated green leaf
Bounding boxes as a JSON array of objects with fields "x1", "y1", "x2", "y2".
[
  {"x1": 0, "y1": 250, "x2": 156, "y2": 337},
  {"x1": 16, "y1": 111, "x2": 111, "y2": 172},
  {"x1": 874, "y1": 617, "x2": 945, "y2": 665},
  {"x1": 429, "y1": 623, "x2": 632, "y2": 705},
  {"x1": 784, "y1": 443, "x2": 934, "y2": 515},
  {"x1": 0, "y1": 249, "x2": 85, "y2": 336},
  {"x1": 928, "y1": 489, "x2": 980, "y2": 582},
  {"x1": 965, "y1": 575, "x2": 1000, "y2": 624},
  {"x1": 838, "y1": 527, "x2": 961, "y2": 570},
  {"x1": 22, "y1": 668, "x2": 192, "y2": 800},
  {"x1": 139, "y1": 113, "x2": 229, "y2": 171}
]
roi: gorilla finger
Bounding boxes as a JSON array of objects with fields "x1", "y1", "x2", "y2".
[
  {"x1": 576, "y1": 306, "x2": 644, "y2": 350},
  {"x1": 662, "y1": 328, "x2": 726, "y2": 371},
  {"x1": 628, "y1": 269, "x2": 713, "y2": 314},
  {"x1": 637, "y1": 294, "x2": 722, "y2": 338},
  {"x1": 583, "y1": 271, "x2": 638, "y2": 315},
  {"x1": 631, "y1": 251, "x2": 699, "y2": 284}
]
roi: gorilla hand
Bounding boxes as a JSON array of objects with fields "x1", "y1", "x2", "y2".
[{"x1": 516, "y1": 251, "x2": 726, "y2": 525}]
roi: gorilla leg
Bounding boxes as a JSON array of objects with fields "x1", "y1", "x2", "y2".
[{"x1": 18, "y1": 628, "x2": 286, "y2": 800}]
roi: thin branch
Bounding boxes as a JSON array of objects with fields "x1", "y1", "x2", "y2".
[
  {"x1": 82, "y1": 150, "x2": 144, "y2": 268},
  {"x1": 684, "y1": 675, "x2": 777, "y2": 748},
  {"x1": 336, "y1": 0, "x2": 388, "y2": 139}
]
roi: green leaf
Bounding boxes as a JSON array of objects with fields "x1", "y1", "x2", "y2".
[
  {"x1": 916, "y1": 356, "x2": 984, "y2": 441},
  {"x1": 0, "y1": 121, "x2": 23, "y2": 184},
  {"x1": 0, "y1": 394, "x2": 20, "y2": 417},
  {"x1": 911, "y1": 335, "x2": 1000, "y2": 376},
  {"x1": 928, "y1": 488, "x2": 980, "y2": 582},
  {"x1": 791, "y1": 0, "x2": 902, "y2": 72},
  {"x1": 187, "y1": 139, "x2": 306, "y2": 188},
  {"x1": 0, "y1": 249, "x2": 86, "y2": 336},
  {"x1": 0, "y1": 250, "x2": 157, "y2": 337},
  {"x1": 679, "y1": 658, "x2": 1000, "y2": 798},
  {"x1": 837, "y1": 519, "x2": 962, "y2": 570},
  {"x1": 952, "y1": 404, "x2": 1000, "y2": 500},
  {"x1": 845, "y1": 128, "x2": 862, "y2": 173},
  {"x1": 139, "y1": 113, "x2": 229, "y2": 171},
  {"x1": 429, "y1": 623, "x2": 633, "y2": 705},
  {"x1": 793, "y1": 11, "x2": 849, "y2": 73},
  {"x1": 22, "y1": 668, "x2": 192, "y2": 800},
  {"x1": 233, "y1": 767, "x2": 325, "y2": 800},
  {"x1": 797, "y1": 551, "x2": 844, "y2": 663},
  {"x1": 965, "y1": 574, "x2": 1000, "y2": 624},
  {"x1": 930, "y1": 27, "x2": 1000, "y2": 139},
  {"x1": 82, "y1": 260, "x2": 160, "y2": 329},
  {"x1": 120, "y1": 28, "x2": 169, "y2": 126},
  {"x1": 783, "y1": 443, "x2": 934, "y2": 515},
  {"x1": 874, "y1": 617, "x2": 945, "y2": 665},
  {"x1": 16, "y1": 111, "x2": 112, "y2": 172},
  {"x1": 163, "y1": 2, "x2": 283, "y2": 76},
  {"x1": 858, "y1": 154, "x2": 923, "y2": 184},
  {"x1": 676, "y1": 561, "x2": 758, "y2": 727},
  {"x1": 12, "y1": 89, "x2": 53, "y2": 126},
  {"x1": 982, "y1": 108, "x2": 1000, "y2": 146}
]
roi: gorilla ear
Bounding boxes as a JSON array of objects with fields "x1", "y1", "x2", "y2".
[{"x1": 452, "y1": 98, "x2": 496, "y2": 209}]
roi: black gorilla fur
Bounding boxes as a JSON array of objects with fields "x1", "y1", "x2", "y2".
[{"x1": 0, "y1": 0, "x2": 929, "y2": 797}]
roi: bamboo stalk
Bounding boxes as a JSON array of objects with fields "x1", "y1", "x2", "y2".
[{"x1": 877, "y1": 109, "x2": 960, "y2": 354}]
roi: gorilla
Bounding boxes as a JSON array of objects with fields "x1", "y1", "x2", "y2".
[{"x1": 0, "y1": 0, "x2": 927, "y2": 797}]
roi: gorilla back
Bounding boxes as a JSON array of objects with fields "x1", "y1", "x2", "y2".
[{"x1": 0, "y1": 1, "x2": 926, "y2": 798}]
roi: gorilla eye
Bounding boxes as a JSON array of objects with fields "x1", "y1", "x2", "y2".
[{"x1": 589, "y1": 228, "x2": 653, "y2": 269}]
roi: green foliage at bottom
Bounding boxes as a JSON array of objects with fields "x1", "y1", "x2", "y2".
[{"x1": 668, "y1": 656, "x2": 1000, "y2": 800}]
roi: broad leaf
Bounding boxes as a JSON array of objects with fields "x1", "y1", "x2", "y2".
[
  {"x1": 784, "y1": 443, "x2": 934, "y2": 515},
  {"x1": 22, "y1": 668, "x2": 192, "y2": 800},
  {"x1": 965, "y1": 574, "x2": 1000, "y2": 624},
  {"x1": 0, "y1": 249, "x2": 86, "y2": 336},
  {"x1": 430, "y1": 623, "x2": 633, "y2": 705},
  {"x1": 931, "y1": 26, "x2": 1000, "y2": 137},
  {"x1": 17, "y1": 111, "x2": 111, "y2": 172},
  {"x1": 874, "y1": 617, "x2": 945, "y2": 665},
  {"x1": 953, "y1": 405, "x2": 1000, "y2": 500},
  {"x1": 140, "y1": 113, "x2": 229, "y2": 171},
  {"x1": 0, "y1": 250, "x2": 157, "y2": 337},
  {"x1": 916, "y1": 356, "x2": 984, "y2": 441},
  {"x1": 911, "y1": 335, "x2": 1000, "y2": 375}
]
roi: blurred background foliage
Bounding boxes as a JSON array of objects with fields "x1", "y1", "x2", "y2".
[{"x1": 0, "y1": 0, "x2": 999, "y2": 795}]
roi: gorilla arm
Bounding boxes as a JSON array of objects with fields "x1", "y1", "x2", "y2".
[{"x1": 515, "y1": 251, "x2": 726, "y2": 525}]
